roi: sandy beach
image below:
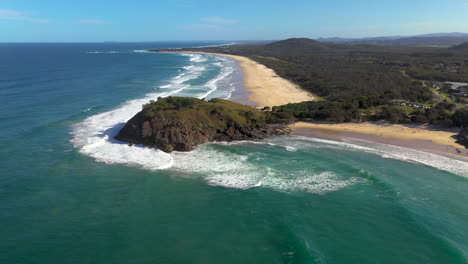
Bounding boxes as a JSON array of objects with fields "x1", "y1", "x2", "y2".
[
  {"x1": 219, "y1": 54, "x2": 316, "y2": 107},
  {"x1": 180, "y1": 52, "x2": 316, "y2": 107},
  {"x1": 291, "y1": 121, "x2": 468, "y2": 157}
]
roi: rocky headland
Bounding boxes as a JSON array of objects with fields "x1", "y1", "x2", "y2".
[{"x1": 115, "y1": 97, "x2": 288, "y2": 152}]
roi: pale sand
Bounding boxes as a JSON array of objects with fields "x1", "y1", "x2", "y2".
[
  {"x1": 185, "y1": 52, "x2": 316, "y2": 107},
  {"x1": 290, "y1": 122, "x2": 466, "y2": 151}
]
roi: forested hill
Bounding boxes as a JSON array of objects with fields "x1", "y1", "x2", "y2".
[
  {"x1": 169, "y1": 38, "x2": 468, "y2": 102},
  {"x1": 320, "y1": 36, "x2": 468, "y2": 47},
  {"x1": 263, "y1": 38, "x2": 329, "y2": 52}
]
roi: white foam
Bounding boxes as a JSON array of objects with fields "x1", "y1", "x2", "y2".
[
  {"x1": 261, "y1": 171, "x2": 363, "y2": 194},
  {"x1": 199, "y1": 65, "x2": 234, "y2": 99},
  {"x1": 170, "y1": 135, "x2": 468, "y2": 193},
  {"x1": 189, "y1": 54, "x2": 208, "y2": 63},
  {"x1": 198, "y1": 43, "x2": 237, "y2": 48},
  {"x1": 170, "y1": 146, "x2": 362, "y2": 193},
  {"x1": 86, "y1": 51, "x2": 120, "y2": 54},
  {"x1": 70, "y1": 84, "x2": 191, "y2": 169},
  {"x1": 265, "y1": 136, "x2": 468, "y2": 177},
  {"x1": 72, "y1": 51, "x2": 239, "y2": 170}
]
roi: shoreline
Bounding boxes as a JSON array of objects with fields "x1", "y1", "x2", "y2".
[
  {"x1": 290, "y1": 121, "x2": 468, "y2": 159},
  {"x1": 152, "y1": 50, "x2": 467, "y2": 159},
  {"x1": 157, "y1": 51, "x2": 316, "y2": 107}
]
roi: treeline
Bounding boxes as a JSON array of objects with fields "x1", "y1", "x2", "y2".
[
  {"x1": 268, "y1": 97, "x2": 468, "y2": 146},
  {"x1": 271, "y1": 96, "x2": 465, "y2": 127}
]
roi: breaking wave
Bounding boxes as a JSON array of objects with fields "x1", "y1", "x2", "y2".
[
  {"x1": 71, "y1": 52, "x2": 238, "y2": 169},
  {"x1": 170, "y1": 146, "x2": 364, "y2": 193},
  {"x1": 263, "y1": 136, "x2": 468, "y2": 177}
]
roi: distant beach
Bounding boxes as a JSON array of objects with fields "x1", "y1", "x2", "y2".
[
  {"x1": 211, "y1": 53, "x2": 316, "y2": 107},
  {"x1": 163, "y1": 51, "x2": 316, "y2": 107}
]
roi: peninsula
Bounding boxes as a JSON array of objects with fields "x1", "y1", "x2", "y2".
[{"x1": 115, "y1": 97, "x2": 287, "y2": 152}]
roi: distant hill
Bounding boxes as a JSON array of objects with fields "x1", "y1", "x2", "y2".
[
  {"x1": 264, "y1": 38, "x2": 328, "y2": 51},
  {"x1": 319, "y1": 32, "x2": 468, "y2": 47}
]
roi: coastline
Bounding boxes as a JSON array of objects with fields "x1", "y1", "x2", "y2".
[
  {"x1": 291, "y1": 121, "x2": 468, "y2": 159},
  {"x1": 154, "y1": 50, "x2": 467, "y2": 159},
  {"x1": 160, "y1": 51, "x2": 316, "y2": 107}
]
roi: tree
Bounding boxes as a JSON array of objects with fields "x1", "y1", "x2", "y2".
[{"x1": 452, "y1": 108, "x2": 468, "y2": 128}]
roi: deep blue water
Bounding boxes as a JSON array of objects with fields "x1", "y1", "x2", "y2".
[{"x1": 0, "y1": 42, "x2": 467, "y2": 264}]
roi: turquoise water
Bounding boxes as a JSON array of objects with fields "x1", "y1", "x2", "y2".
[{"x1": 1, "y1": 43, "x2": 467, "y2": 263}]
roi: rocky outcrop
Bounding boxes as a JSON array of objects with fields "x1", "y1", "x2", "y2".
[{"x1": 115, "y1": 97, "x2": 287, "y2": 152}]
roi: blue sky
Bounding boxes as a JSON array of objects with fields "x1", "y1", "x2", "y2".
[{"x1": 1, "y1": 0, "x2": 468, "y2": 42}]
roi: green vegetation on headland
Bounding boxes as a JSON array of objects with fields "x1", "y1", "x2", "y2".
[
  {"x1": 115, "y1": 97, "x2": 287, "y2": 152},
  {"x1": 152, "y1": 38, "x2": 468, "y2": 148}
]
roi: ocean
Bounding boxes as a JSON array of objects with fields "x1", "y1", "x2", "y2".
[{"x1": 1, "y1": 42, "x2": 467, "y2": 263}]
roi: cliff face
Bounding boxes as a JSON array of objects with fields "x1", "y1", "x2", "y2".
[{"x1": 115, "y1": 97, "x2": 286, "y2": 152}]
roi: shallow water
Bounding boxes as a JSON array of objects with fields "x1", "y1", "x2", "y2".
[{"x1": 0, "y1": 42, "x2": 467, "y2": 263}]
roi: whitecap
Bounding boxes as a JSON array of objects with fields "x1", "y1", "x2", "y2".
[
  {"x1": 189, "y1": 54, "x2": 208, "y2": 63},
  {"x1": 261, "y1": 171, "x2": 363, "y2": 194},
  {"x1": 170, "y1": 146, "x2": 362, "y2": 193},
  {"x1": 70, "y1": 83, "x2": 191, "y2": 169},
  {"x1": 85, "y1": 51, "x2": 120, "y2": 54},
  {"x1": 198, "y1": 65, "x2": 234, "y2": 99},
  {"x1": 265, "y1": 136, "x2": 468, "y2": 177},
  {"x1": 72, "y1": 51, "x2": 240, "y2": 171}
]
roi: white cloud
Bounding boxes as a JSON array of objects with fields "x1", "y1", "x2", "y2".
[
  {"x1": 201, "y1": 16, "x2": 239, "y2": 25},
  {"x1": 0, "y1": 9, "x2": 48, "y2": 23},
  {"x1": 79, "y1": 19, "x2": 106, "y2": 24}
]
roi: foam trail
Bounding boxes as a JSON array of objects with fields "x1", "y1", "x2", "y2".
[
  {"x1": 170, "y1": 135, "x2": 468, "y2": 192},
  {"x1": 264, "y1": 136, "x2": 468, "y2": 177},
  {"x1": 86, "y1": 51, "x2": 120, "y2": 54},
  {"x1": 170, "y1": 146, "x2": 362, "y2": 193},
  {"x1": 70, "y1": 85, "x2": 190, "y2": 169},
  {"x1": 196, "y1": 55, "x2": 236, "y2": 99},
  {"x1": 189, "y1": 54, "x2": 208, "y2": 63},
  {"x1": 199, "y1": 65, "x2": 234, "y2": 99}
]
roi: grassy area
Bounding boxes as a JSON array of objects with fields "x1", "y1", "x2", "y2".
[{"x1": 142, "y1": 97, "x2": 270, "y2": 131}]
